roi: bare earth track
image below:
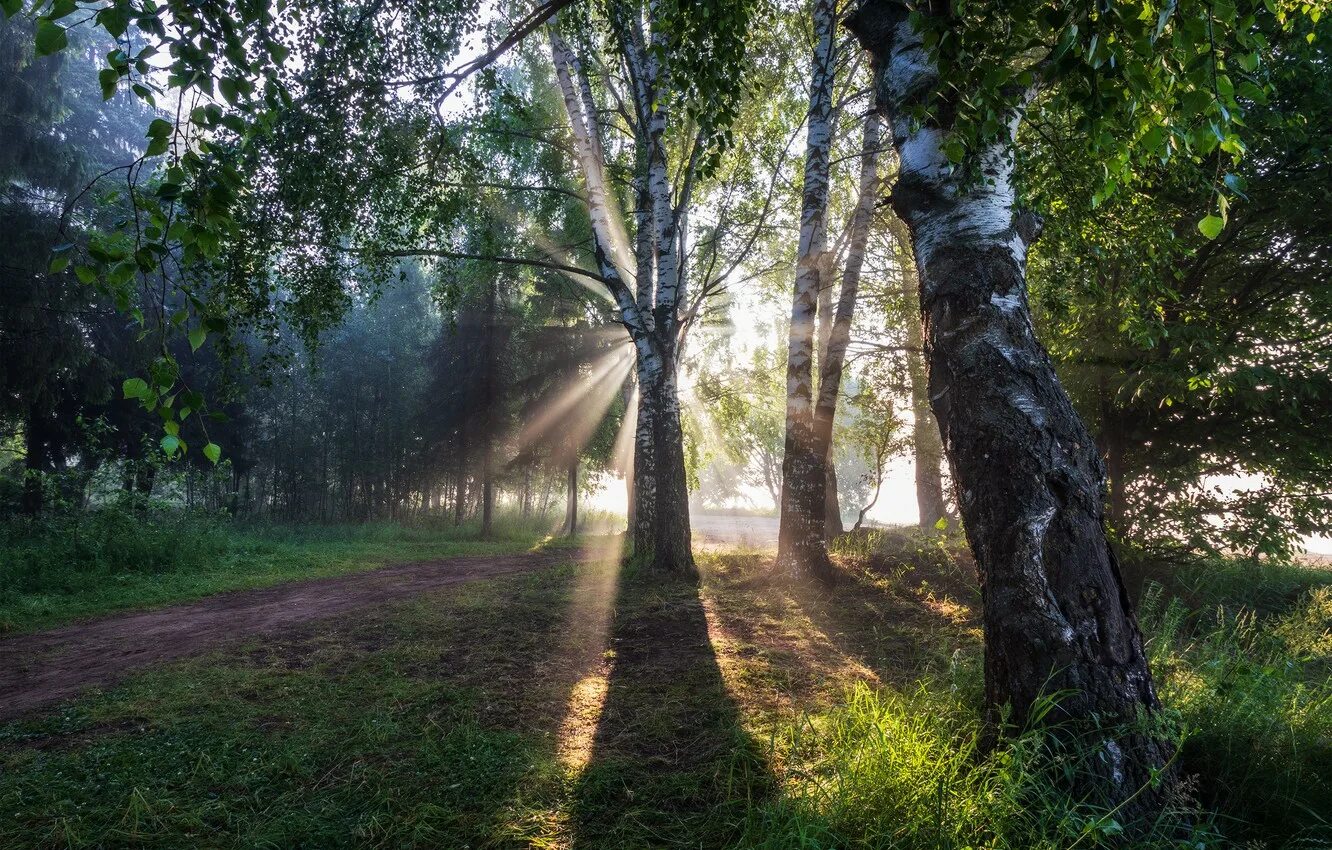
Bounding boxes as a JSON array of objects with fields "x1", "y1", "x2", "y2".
[{"x1": 0, "y1": 549, "x2": 575, "y2": 722}]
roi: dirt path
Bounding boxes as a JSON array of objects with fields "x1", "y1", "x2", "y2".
[{"x1": 0, "y1": 549, "x2": 576, "y2": 722}]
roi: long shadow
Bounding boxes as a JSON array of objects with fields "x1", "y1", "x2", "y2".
[
  {"x1": 569, "y1": 563, "x2": 773, "y2": 848},
  {"x1": 689, "y1": 546, "x2": 983, "y2": 729},
  {"x1": 0, "y1": 540, "x2": 628, "y2": 848},
  {"x1": 792, "y1": 549, "x2": 982, "y2": 687}
]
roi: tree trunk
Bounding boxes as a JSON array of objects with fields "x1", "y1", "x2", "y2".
[
  {"x1": 632, "y1": 359, "x2": 657, "y2": 558},
  {"x1": 904, "y1": 277, "x2": 949, "y2": 530},
  {"x1": 20, "y1": 404, "x2": 47, "y2": 516},
  {"x1": 648, "y1": 347, "x2": 693, "y2": 573},
  {"x1": 521, "y1": 467, "x2": 532, "y2": 518},
  {"x1": 908, "y1": 351, "x2": 948, "y2": 529},
  {"x1": 480, "y1": 274, "x2": 497, "y2": 539},
  {"x1": 848, "y1": 0, "x2": 1172, "y2": 812},
  {"x1": 565, "y1": 457, "x2": 578, "y2": 535},
  {"x1": 812, "y1": 110, "x2": 884, "y2": 544},
  {"x1": 481, "y1": 454, "x2": 495, "y2": 538},
  {"x1": 777, "y1": 0, "x2": 837, "y2": 581},
  {"x1": 551, "y1": 16, "x2": 694, "y2": 572},
  {"x1": 823, "y1": 462, "x2": 844, "y2": 538},
  {"x1": 453, "y1": 444, "x2": 467, "y2": 526}
]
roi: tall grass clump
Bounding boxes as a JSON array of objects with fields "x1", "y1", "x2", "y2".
[
  {"x1": 0, "y1": 507, "x2": 572, "y2": 632},
  {"x1": 1142, "y1": 581, "x2": 1332, "y2": 845},
  {"x1": 830, "y1": 526, "x2": 965, "y2": 573},
  {"x1": 0, "y1": 505, "x2": 232, "y2": 594},
  {"x1": 744, "y1": 681, "x2": 1208, "y2": 849}
]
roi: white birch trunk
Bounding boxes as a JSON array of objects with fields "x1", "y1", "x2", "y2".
[
  {"x1": 777, "y1": 0, "x2": 837, "y2": 578},
  {"x1": 812, "y1": 111, "x2": 884, "y2": 540},
  {"x1": 548, "y1": 28, "x2": 637, "y2": 288},
  {"x1": 848, "y1": 0, "x2": 1171, "y2": 814},
  {"x1": 550, "y1": 14, "x2": 693, "y2": 571}
]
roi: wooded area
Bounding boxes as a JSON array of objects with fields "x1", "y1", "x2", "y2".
[{"x1": 2, "y1": 0, "x2": 1331, "y2": 846}]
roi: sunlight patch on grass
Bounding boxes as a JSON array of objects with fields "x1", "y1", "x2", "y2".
[
  {"x1": 549, "y1": 535, "x2": 623, "y2": 776},
  {"x1": 555, "y1": 671, "x2": 611, "y2": 772}
]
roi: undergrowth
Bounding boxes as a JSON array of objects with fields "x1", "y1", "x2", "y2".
[
  {"x1": 0, "y1": 507, "x2": 570, "y2": 632},
  {"x1": 0, "y1": 525, "x2": 1329, "y2": 847}
]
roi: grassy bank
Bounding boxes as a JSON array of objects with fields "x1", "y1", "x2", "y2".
[
  {"x1": 1, "y1": 529, "x2": 1330, "y2": 847},
  {"x1": 0, "y1": 509, "x2": 569, "y2": 633}
]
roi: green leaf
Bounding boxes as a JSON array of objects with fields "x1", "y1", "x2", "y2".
[
  {"x1": 1222, "y1": 173, "x2": 1248, "y2": 198},
  {"x1": 123, "y1": 378, "x2": 149, "y2": 399},
  {"x1": 99, "y1": 68, "x2": 119, "y2": 100},
  {"x1": 48, "y1": 255, "x2": 70, "y2": 274},
  {"x1": 34, "y1": 19, "x2": 68, "y2": 56},
  {"x1": 75, "y1": 265, "x2": 97, "y2": 284},
  {"x1": 942, "y1": 137, "x2": 966, "y2": 164},
  {"x1": 1198, "y1": 215, "x2": 1225, "y2": 240},
  {"x1": 163, "y1": 420, "x2": 180, "y2": 436},
  {"x1": 934, "y1": 516, "x2": 949, "y2": 531},
  {"x1": 188, "y1": 327, "x2": 206, "y2": 352},
  {"x1": 97, "y1": 5, "x2": 129, "y2": 38},
  {"x1": 1, "y1": 0, "x2": 22, "y2": 18},
  {"x1": 161, "y1": 434, "x2": 182, "y2": 457},
  {"x1": 219, "y1": 77, "x2": 240, "y2": 105},
  {"x1": 203, "y1": 443, "x2": 222, "y2": 464}
]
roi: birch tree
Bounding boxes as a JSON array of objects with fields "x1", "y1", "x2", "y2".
[
  {"x1": 778, "y1": 0, "x2": 886, "y2": 579},
  {"x1": 777, "y1": 0, "x2": 839, "y2": 580},
  {"x1": 548, "y1": 1, "x2": 757, "y2": 571},
  {"x1": 845, "y1": 0, "x2": 1326, "y2": 817}
]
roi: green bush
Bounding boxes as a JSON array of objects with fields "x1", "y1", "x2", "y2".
[
  {"x1": 0, "y1": 505, "x2": 232, "y2": 593},
  {"x1": 1142, "y1": 582, "x2": 1332, "y2": 845}
]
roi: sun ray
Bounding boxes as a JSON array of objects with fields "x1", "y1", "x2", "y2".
[{"x1": 516, "y1": 344, "x2": 634, "y2": 453}]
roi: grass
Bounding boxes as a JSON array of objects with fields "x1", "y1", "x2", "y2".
[
  {"x1": 0, "y1": 508, "x2": 570, "y2": 633},
  {"x1": 1, "y1": 525, "x2": 1330, "y2": 847}
]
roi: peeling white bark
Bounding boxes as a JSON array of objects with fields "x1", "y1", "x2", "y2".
[
  {"x1": 777, "y1": 0, "x2": 838, "y2": 576},
  {"x1": 549, "y1": 11, "x2": 694, "y2": 571},
  {"x1": 848, "y1": 0, "x2": 1172, "y2": 811},
  {"x1": 548, "y1": 28, "x2": 637, "y2": 290}
]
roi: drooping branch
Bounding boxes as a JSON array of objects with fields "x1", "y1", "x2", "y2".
[
  {"x1": 369, "y1": 0, "x2": 577, "y2": 98},
  {"x1": 377, "y1": 248, "x2": 606, "y2": 285}
]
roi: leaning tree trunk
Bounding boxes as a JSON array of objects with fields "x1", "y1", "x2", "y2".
[
  {"x1": 815, "y1": 253, "x2": 843, "y2": 541},
  {"x1": 848, "y1": 0, "x2": 1172, "y2": 814},
  {"x1": 902, "y1": 269, "x2": 950, "y2": 530},
  {"x1": 777, "y1": 0, "x2": 837, "y2": 581},
  {"x1": 892, "y1": 213, "x2": 950, "y2": 530},
  {"x1": 811, "y1": 110, "x2": 884, "y2": 545}
]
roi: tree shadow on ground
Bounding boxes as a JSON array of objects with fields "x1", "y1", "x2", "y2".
[
  {"x1": 698, "y1": 546, "x2": 982, "y2": 717},
  {"x1": 0, "y1": 538, "x2": 633, "y2": 848},
  {"x1": 568, "y1": 563, "x2": 773, "y2": 848}
]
